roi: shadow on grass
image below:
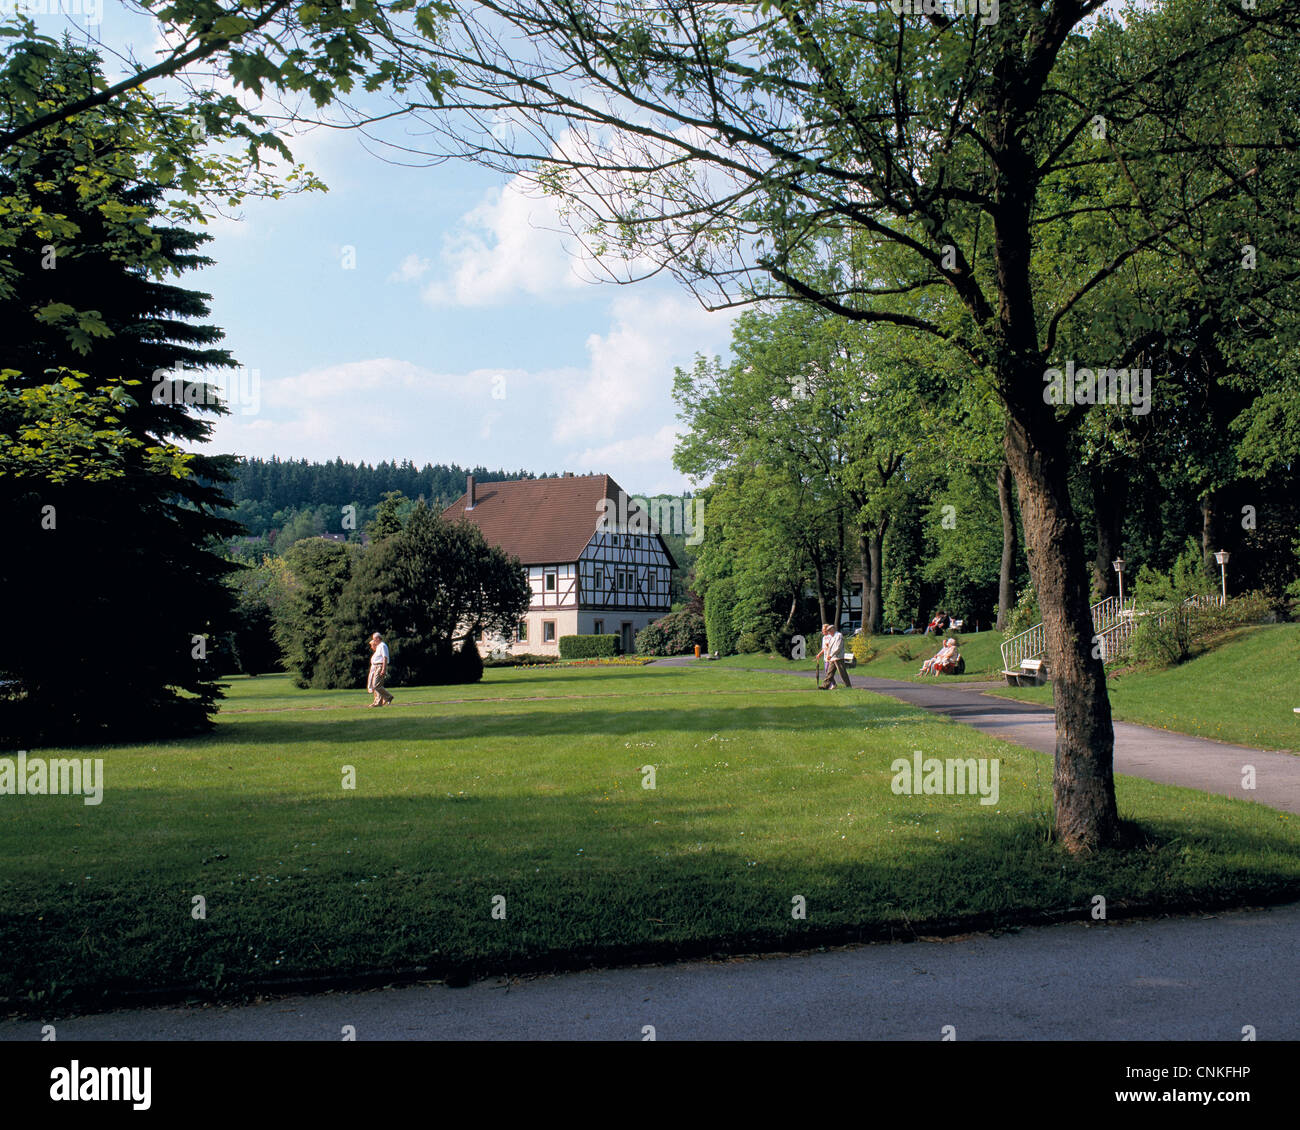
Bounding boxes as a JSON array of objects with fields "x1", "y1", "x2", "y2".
[
  {"x1": 203, "y1": 699, "x2": 943, "y2": 749},
  {"x1": 2, "y1": 782, "x2": 1298, "y2": 1017}
]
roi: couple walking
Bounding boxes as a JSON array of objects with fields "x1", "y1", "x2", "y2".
[
  {"x1": 367, "y1": 631, "x2": 394, "y2": 707},
  {"x1": 815, "y1": 623, "x2": 852, "y2": 690}
]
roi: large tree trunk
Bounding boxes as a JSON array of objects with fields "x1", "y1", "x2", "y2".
[
  {"x1": 863, "y1": 520, "x2": 886, "y2": 635},
  {"x1": 1200, "y1": 494, "x2": 1217, "y2": 576},
  {"x1": 832, "y1": 559, "x2": 843, "y2": 627},
  {"x1": 1005, "y1": 412, "x2": 1120, "y2": 852},
  {"x1": 996, "y1": 461, "x2": 1017, "y2": 630},
  {"x1": 1091, "y1": 465, "x2": 1128, "y2": 601},
  {"x1": 993, "y1": 125, "x2": 1120, "y2": 852},
  {"x1": 783, "y1": 591, "x2": 798, "y2": 631}
]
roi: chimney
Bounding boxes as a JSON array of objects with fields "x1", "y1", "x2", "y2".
[
  {"x1": 563, "y1": 471, "x2": 574, "y2": 478},
  {"x1": 466, "y1": 474, "x2": 476, "y2": 510}
]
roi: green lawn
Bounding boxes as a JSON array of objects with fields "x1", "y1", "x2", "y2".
[
  {"x1": 989, "y1": 623, "x2": 1300, "y2": 752},
  {"x1": 704, "y1": 630, "x2": 1008, "y2": 683},
  {"x1": 2, "y1": 663, "x2": 1297, "y2": 1015}
]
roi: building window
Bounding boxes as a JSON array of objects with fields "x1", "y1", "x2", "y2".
[
  {"x1": 594, "y1": 619, "x2": 604, "y2": 634},
  {"x1": 545, "y1": 571, "x2": 557, "y2": 591},
  {"x1": 611, "y1": 534, "x2": 620, "y2": 547},
  {"x1": 594, "y1": 567, "x2": 603, "y2": 587},
  {"x1": 543, "y1": 620, "x2": 556, "y2": 643},
  {"x1": 517, "y1": 621, "x2": 528, "y2": 643}
]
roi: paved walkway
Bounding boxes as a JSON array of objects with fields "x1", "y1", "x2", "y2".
[
  {"x1": 736, "y1": 666, "x2": 1300, "y2": 815},
  {"x1": 3, "y1": 902, "x2": 1294, "y2": 1040}
]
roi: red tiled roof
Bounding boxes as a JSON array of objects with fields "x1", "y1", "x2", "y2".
[{"x1": 442, "y1": 474, "x2": 677, "y2": 566}]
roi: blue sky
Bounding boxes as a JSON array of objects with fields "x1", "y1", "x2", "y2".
[{"x1": 62, "y1": 2, "x2": 740, "y2": 494}]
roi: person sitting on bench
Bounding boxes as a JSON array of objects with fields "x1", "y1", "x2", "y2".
[{"x1": 919, "y1": 637, "x2": 960, "y2": 676}]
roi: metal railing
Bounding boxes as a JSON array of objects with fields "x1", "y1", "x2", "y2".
[
  {"x1": 1093, "y1": 592, "x2": 1224, "y2": 661},
  {"x1": 1000, "y1": 596, "x2": 1118, "y2": 672},
  {"x1": 1004, "y1": 592, "x2": 1225, "y2": 669}
]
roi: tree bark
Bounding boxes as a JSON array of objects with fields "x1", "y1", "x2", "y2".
[
  {"x1": 1005, "y1": 411, "x2": 1120, "y2": 852},
  {"x1": 1090, "y1": 465, "x2": 1128, "y2": 601},
  {"x1": 863, "y1": 519, "x2": 887, "y2": 635},
  {"x1": 832, "y1": 559, "x2": 843, "y2": 628},
  {"x1": 992, "y1": 116, "x2": 1121, "y2": 852},
  {"x1": 996, "y1": 461, "x2": 1017, "y2": 630},
  {"x1": 783, "y1": 591, "x2": 798, "y2": 631},
  {"x1": 1200, "y1": 494, "x2": 1217, "y2": 575}
]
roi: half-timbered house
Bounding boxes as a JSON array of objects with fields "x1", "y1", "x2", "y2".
[{"x1": 442, "y1": 473, "x2": 676, "y2": 655}]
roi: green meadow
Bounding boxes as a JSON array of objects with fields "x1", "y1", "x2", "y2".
[{"x1": 2, "y1": 663, "x2": 1296, "y2": 1015}]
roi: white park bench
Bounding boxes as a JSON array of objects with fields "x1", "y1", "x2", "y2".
[{"x1": 1003, "y1": 657, "x2": 1048, "y2": 686}]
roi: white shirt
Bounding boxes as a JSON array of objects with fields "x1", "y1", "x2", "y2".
[
  {"x1": 828, "y1": 631, "x2": 845, "y2": 659},
  {"x1": 370, "y1": 641, "x2": 390, "y2": 666}
]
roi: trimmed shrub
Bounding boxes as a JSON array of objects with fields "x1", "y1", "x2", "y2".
[
  {"x1": 559, "y1": 634, "x2": 621, "y2": 659},
  {"x1": 1192, "y1": 591, "x2": 1274, "y2": 636},
  {"x1": 703, "y1": 577, "x2": 739, "y2": 656},
  {"x1": 635, "y1": 611, "x2": 707, "y2": 656},
  {"x1": 735, "y1": 630, "x2": 765, "y2": 654},
  {"x1": 762, "y1": 624, "x2": 797, "y2": 658},
  {"x1": 450, "y1": 638, "x2": 484, "y2": 683}
]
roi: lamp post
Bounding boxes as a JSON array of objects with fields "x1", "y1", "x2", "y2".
[
  {"x1": 1112, "y1": 556, "x2": 1125, "y2": 607},
  {"x1": 1214, "y1": 550, "x2": 1230, "y2": 604}
]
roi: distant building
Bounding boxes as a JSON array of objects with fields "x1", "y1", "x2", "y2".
[{"x1": 443, "y1": 473, "x2": 676, "y2": 655}]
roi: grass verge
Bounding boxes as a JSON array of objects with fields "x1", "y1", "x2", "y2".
[
  {"x1": 2, "y1": 663, "x2": 1297, "y2": 1016},
  {"x1": 988, "y1": 623, "x2": 1300, "y2": 752}
]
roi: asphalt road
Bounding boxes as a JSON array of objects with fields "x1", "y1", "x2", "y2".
[{"x1": 3, "y1": 902, "x2": 1294, "y2": 1040}]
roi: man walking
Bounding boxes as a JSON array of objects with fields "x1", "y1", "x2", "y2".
[
  {"x1": 368, "y1": 631, "x2": 394, "y2": 707},
  {"x1": 818, "y1": 623, "x2": 852, "y2": 690}
]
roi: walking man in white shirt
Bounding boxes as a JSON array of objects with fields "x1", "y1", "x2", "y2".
[
  {"x1": 817, "y1": 623, "x2": 852, "y2": 689},
  {"x1": 368, "y1": 631, "x2": 394, "y2": 707}
]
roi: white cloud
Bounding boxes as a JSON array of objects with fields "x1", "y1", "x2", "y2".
[
  {"x1": 389, "y1": 253, "x2": 432, "y2": 284},
  {"x1": 553, "y1": 291, "x2": 734, "y2": 443},
  {"x1": 422, "y1": 177, "x2": 590, "y2": 306},
  {"x1": 193, "y1": 290, "x2": 732, "y2": 489}
]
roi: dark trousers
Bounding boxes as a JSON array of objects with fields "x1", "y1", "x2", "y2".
[{"x1": 823, "y1": 658, "x2": 852, "y2": 687}]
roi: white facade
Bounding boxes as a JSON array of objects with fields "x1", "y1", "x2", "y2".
[{"x1": 481, "y1": 529, "x2": 673, "y2": 656}]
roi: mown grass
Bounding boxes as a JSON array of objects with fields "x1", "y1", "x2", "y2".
[
  {"x1": 989, "y1": 623, "x2": 1300, "y2": 752},
  {"x1": 1, "y1": 663, "x2": 1297, "y2": 1015},
  {"x1": 705, "y1": 630, "x2": 1008, "y2": 683}
]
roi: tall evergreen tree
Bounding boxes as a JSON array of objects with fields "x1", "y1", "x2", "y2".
[{"x1": 0, "y1": 45, "x2": 241, "y2": 743}]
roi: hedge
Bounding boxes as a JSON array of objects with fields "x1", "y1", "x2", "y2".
[
  {"x1": 703, "y1": 578, "x2": 739, "y2": 656},
  {"x1": 635, "y1": 610, "x2": 707, "y2": 656},
  {"x1": 558, "y1": 633, "x2": 621, "y2": 658}
]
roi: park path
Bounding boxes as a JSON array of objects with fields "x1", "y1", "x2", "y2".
[
  {"x1": 3, "y1": 902, "x2": 1294, "y2": 1040},
  {"x1": 741, "y1": 665, "x2": 1300, "y2": 815}
]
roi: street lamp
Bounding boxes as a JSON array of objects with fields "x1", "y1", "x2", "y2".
[
  {"x1": 1112, "y1": 556, "x2": 1125, "y2": 607},
  {"x1": 1214, "y1": 550, "x2": 1230, "y2": 604}
]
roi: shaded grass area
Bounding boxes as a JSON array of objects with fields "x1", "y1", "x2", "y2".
[
  {"x1": 989, "y1": 624, "x2": 1300, "y2": 752},
  {"x1": 2, "y1": 665, "x2": 1297, "y2": 1016},
  {"x1": 704, "y1": 630, "x2": 1007, "y2": 683}
]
